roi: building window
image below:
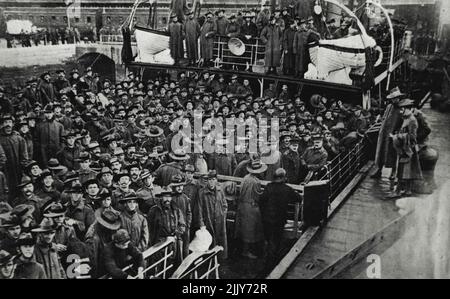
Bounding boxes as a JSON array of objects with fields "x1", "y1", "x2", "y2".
[
  {"x1": 87, "y1": 16, "x2": 92, "y2": 23},
  {"x1": 75, "y1": 17, "x2": 80, "y2": 23},
  {"x1": 51, "y1": 16, "x2": 57, "y2": 21}
]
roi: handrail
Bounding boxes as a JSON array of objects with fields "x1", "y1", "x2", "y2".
[
  {"x1": 101, "y1": 236, "x2": 176, "y2": 279},
  {"x1": 170, "y1": 246, "x2": 223, "y2": 279}
]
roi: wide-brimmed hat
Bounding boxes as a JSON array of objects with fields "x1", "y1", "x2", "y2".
[
  {"x1": 155, "y1": 188, "x2": 174, "y2": 197},
  {"x1": 43, "y1": 202, "x2": 67, "y2": 218},
  {"x1": 169, "y1": 174, "x2": 186, "y2": 187},
  {"x1": 75, "y1": 152, "x2": 91, "y2": 162},
  {"x1": 97, "y1": 167, "x2": 113, "y2": 179},
  {"x1": 0, "y1": 214, "x2": 21, "y2": 228},
  {"x1": 386, "y1": 87, "x2": 406, "y2": 100},
  {"x1": 169, "y1": 149, "x2": 190, "y2": 161},
  {"x1": 17, "y1": 176, "x2": 33, "y2": 189},
  {"x1": 63, "y1": 171, "x2": 79, "y2": 185},
  {"x1": 95, "y1": 209, "x2": 121, "y2": 231},
  {"x1": 11, "y1": 204, "x2": 35, "y2": 221},
  {"x1": 398, "y1": 98, "x2": 416, "y2": 108},
  {"x1": 32, "y1": 218, "x2": 57, "y2": 233},
  {"x1": 118, "y1": 193, "x2": 142, "y2": 203},
  {"x1": 247, "y1": 159, "x2": 268, "y2": 174}
]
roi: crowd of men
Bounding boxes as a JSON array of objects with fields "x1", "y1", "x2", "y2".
[
  {"x1": 166, "y1": 2, "x2": 368, "y2": 76},
  {"x1": 5, "y1": 26, "x2": 98, "y2": 48},
  {"x1": 0, "y1": 58, "x2": 425, "y2": 279}
]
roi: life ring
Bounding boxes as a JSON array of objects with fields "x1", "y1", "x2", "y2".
[{"x1": 374, "y1": 45, "x2": 383, "y2": 67}]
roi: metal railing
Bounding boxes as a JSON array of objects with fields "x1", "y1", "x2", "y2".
[
  {"x1": 213, "y1": 36, "x2": 265, "y2": 70},
  {"x1": 170, "y1": 246, "x2": 223, "y2": 279},
  {"x1": 318, "y1": 133, "x2": 373, "y2": 203},
  {"x1": 99, "y1": 34, "x2": 136, "y2": 44},
  {"x1": 101, "y1": 236, "x2": 176, "y2": 279}
]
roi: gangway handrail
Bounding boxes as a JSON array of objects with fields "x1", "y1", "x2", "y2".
[
  {"x1": 101, "y1": 236, "x2": 176, "y2": 279},
  {"x1": 170, "y1": 246, "x2": 224, "y2": 279}
]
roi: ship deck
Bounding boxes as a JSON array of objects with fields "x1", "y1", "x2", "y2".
[{"x1": 278, "y1": 105, "x2": 450, "y2": 279}]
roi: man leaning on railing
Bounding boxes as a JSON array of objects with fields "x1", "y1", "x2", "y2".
[{"x1": 103, "y1": 229, "x2": 144, "y2": 279}]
